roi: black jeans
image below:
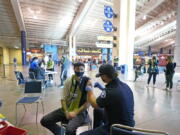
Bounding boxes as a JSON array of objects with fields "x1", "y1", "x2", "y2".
[
  {"x1": 93, "y1": 108, "x2": 108, "y2": 129},
  {"x1": 41, "y1": 108, "x2": 88, "y2": 135},
  {"x1": 166, "y1": 74, "x2": 174, "y2": 89},
  {"x1": 80, "y1": 109, "x2": 109, "y2": 135},
  {"x1": 80, "y1": 125, "x2": 110, "y2": 135},
  {"x1": 47, "y1": 68, "x2": 54, "y2": 80},
  {"x1": 147, "y1": 72, "x2": 157, "y2": 85},
  {"x1": 60, "y1": 69, "x2": 67, "y2": 85}
]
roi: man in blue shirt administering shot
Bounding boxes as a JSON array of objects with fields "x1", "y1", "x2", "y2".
[{"x1": 81, "y1": 64, "x2": 135, "y2": 135}]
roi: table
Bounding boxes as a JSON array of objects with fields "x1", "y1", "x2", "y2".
[{"x1": 45, "y1": 71, "x2": 58, "y2": 87}]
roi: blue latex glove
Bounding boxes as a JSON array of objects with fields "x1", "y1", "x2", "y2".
[
  {"x1": 85, "y1": 86, "x2": 93, "y2": 91},
  {"x1": 94, "y1": 82, "x2": 105, "y2": 91}
]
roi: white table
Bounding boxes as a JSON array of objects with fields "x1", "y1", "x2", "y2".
[
  {"x1": 45, "y1": 71, "x2": 58, "y2": 75},
  {"x1": 45, "y1": 71, "x2": 58, "y2": 87}
]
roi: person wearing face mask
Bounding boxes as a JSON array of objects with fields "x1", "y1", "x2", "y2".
[
  {"x1": 81, "y1": 64, "x2": 135, "y2": 135},
  {"x1": 29, "y1": 57, "x2": 39, "y2": 79},
  {"x1": 41, "y1": 62, "x2": 91, "y2": 135}
]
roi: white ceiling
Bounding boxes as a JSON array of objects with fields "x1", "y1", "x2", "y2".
[
  {"x1": 19, "y1": 0, "x2": 81, "y2": 46},
  {"x1": 0, "y1": 0, "x2": 178, "y2": 52},
  {"x1": 76, "y1": 0, "x2": 113, "y2": 45},
  {"x1": 0, "y1": 0, "x2": 20, "y2": 47}
]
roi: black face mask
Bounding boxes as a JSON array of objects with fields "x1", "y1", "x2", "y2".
[{"x1": 75, "y1": 71, "x2": 84, "y2": 77}]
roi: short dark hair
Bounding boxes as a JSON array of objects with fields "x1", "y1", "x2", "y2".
[
  {"x1": 73, "y1": 62, "x2": 85, "y2": 68},
  {"x1": 105, "y1": 72, "x2": 118, "y2": 79},
  {"x1": 32, "y1": 57, "x2": 38, "y2": 61}
]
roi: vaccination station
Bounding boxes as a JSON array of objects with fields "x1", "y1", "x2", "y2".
[{"x1": 0, "y1": 0, "x2": 180, "y2": 135}]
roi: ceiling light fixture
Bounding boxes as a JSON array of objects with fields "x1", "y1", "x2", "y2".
[
  {"x1": 160, "y1": 21, "x2": 164, "y2": 25},
  {"x1": 33, "y1": 15, "x2": 38, "y2": 19},
  {"x1": 78, "y1": 0, "x2": 83, "y2": 2},
  {"x1": 143, "y1": 15, "x2": 147, "y2": 20},
  {"x1": 28, "y1": 8, "x2": 34, "y2": 13}
]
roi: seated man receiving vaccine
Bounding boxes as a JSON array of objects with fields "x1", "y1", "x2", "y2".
[{"x1": 41, "y1": 62, "x2": 91, "y2": 135}]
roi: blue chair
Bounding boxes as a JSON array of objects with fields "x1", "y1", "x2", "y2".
[
  {"x1": 15, "y1": 81, "x2": 44, "y2": 125},
  {"x1": 29, "y1": 72, "x2": 36, "y2": 80},
  {"x1": 14, "y1": 71, "x2": 26, "y2": 85},
  {"x1": 111, "y1": 124, "x2": 168, "y2": 135}
]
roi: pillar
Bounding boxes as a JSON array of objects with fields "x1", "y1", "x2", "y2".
[
  {"x1": 72, "y1": 36, "x2": 77, "y2": 61},
  {"x1": 21, "y1": 31, "x2": 26, "y2": 65},
  {"x1": 169, "y1": 49, "x2": 172, "y2": 54},
  {"x1": 113, "y1": 0, "x2": 136, "y2": 80},
  {"x1": 68, "y1": 36, "x2": 73, "y2": 61},
  {"x1": 107, "y1": 48, "x2": 111, "y2": 62},
  {"x1": 148, "y1": 46, "x2": 152, "y2": 56},
  {"x1": 174, "y1": 0, "x2": 180, "y2": 71},
  {"x1": 68, "y1": 36, "x2": 77, "y2": 62},
  {"x1": 160, "y1": 48, "x2": 163, "y2": 54}
]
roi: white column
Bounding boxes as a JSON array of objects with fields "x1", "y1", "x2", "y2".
[
  {"x1": 113, "y1": 0, "x2": 136, "y2": 80},
  {"x1": 174, "y1": 0, "x2": 180, "y2": 71},
  {"x1": 72, "y1": 36, "x2": 77, "y2": 61},
  {"x1": 68, "y1": 36, "x2": 73, "y2": 61},
  {"x1": 69, "y1": 36, "x2": 77, "y2": 62}
]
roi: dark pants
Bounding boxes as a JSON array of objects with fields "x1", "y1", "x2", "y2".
[
  {"x1": 166, "y1": 74, "x2": 174, "y2": 89},
  {"x1": 41, "y1": 108, "x2": 88, "y2": 135},
  {"x1": 134, "y1": 70, "x2": 139, "y2": 82},
  {"x1": 60, "y1": 69, "x2": 67, "y2": 86},
  {"x1": 80, "y1": 125, "x2": 109, "y2": 135},
  {"x1": 47, "y1": 68, "x2": 54, "y2": 80},
  {"x1": 80, "y1": 109, "x2": 109, "y2": 135},
  {"x1": 93, "y1": 108, "x2": 107, "y2": 129},
  {"x1": 147, "y1": 73, "x2": 157, "y2": 85},
  {"x1": 114, "y1": 63, "x2": 118, "y2": 70}
]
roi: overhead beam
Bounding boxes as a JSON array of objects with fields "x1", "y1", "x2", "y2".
[
  {"x1": 69, "y1": 0, "x2": 98, "y2": 36},
  {"x1": 10, "y1": 0, "x2": 26, "y2": 31},
  {"x1": 136, "y1": 0, "x2": 165, "y2": 20}
]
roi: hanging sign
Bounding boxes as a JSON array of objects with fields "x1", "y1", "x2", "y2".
[
  {"x1": 103, "y1": 20, "x2": 113, "y2": 32},
  {"x1": 104, "y1": 6, "x2": 114, "y2": 19},
  {"x1": 96, "y1": 42, "x2": 113, "y2": 48}
]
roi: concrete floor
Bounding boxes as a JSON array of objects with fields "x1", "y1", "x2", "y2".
[{"x1": 0, "y1": 65, "x2": 180, "y2": 135}]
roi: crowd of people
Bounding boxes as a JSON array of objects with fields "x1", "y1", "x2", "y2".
[
  {"x1": 134, "y1": 56, "x2": 176, "y2": 90},
  {"x1": 26, "y1": 54, "x2": 176, "y2": 135}
]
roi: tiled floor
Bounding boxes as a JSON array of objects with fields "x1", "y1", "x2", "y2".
[{"x1": 0, "y1": 65, "x2": 180, "y2": 135}]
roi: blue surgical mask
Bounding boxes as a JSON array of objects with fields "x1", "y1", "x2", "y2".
[{"x1": 75, "y1": 71, "x2": 84, "y2": 77}]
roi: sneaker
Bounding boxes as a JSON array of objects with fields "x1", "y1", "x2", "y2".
[
  {"x1": 58, "y1": 84, "x2": 63, "y2": 87},
  {"x1": 59, "y1": 86, "x2": 64, "y2": 88},
  {"x1": 153, "y1": 85, "x2": 156, "y2": 88},
  {"x1": 146, "y1": 84, "x2": 149, "y2": 87},
  {"x1": 163, "y1": 87, "x2": 168, "y2": 90}
]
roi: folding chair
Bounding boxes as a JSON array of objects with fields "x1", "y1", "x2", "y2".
[
  {"x1": 14, "y1": 71, "x2": 26, "y2": 85},
  {"x1": 111, "y1": 124, "x2": 168, "y2": 135},
  {"x1": 15, "y1": 81, "x2": 44, "y2": 125},
  {"x1": 29, "y1": 72, "x2": 36, "y2": 80}
]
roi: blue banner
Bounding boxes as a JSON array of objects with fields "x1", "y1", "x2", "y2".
[{"x1": 44, "y1": 44, "x2": 58, "y2": 61}]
